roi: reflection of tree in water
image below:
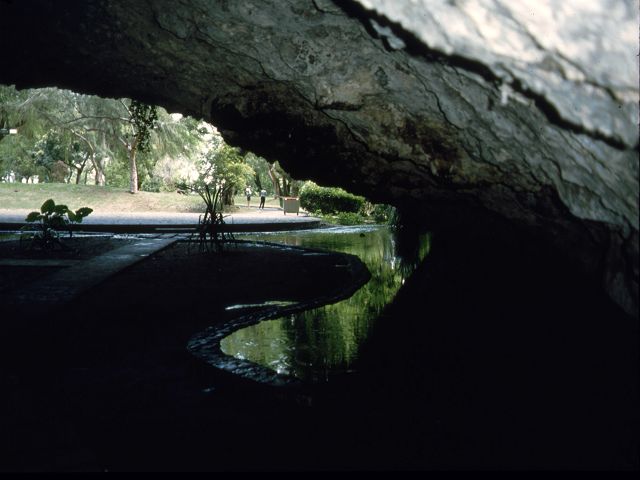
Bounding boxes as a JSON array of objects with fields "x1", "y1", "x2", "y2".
[{"x1": 222, "y1": 227, "x2": 431, "y2": 381}]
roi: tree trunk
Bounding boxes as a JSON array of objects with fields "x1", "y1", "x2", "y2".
[
  {"x1": 95, "y1": 167, "x2": 105, "y2": 186},
  {"x1": 95, "y1": 133, "x2": 107, "y2": 186},
  {"x1": 91, "y1": 152, "x2": 106, "y2": 186},
  {"x1": 222, "y1": 188, "x2": 234, "y2": 206},
  {"x1": 75, "y1": 154, "x2": 88, "y2": 184},
  {"x1": 254, "y1": 172, "x2": 262, "y2": 191},
  {"x1": 129, "y1": 142, "x2": 139, "y2": 194},
  {"x1": 281, "y1": 176, "x2": 290, "y2": 196},
  {"x1": 267, "y1": 163, "x2": 281, "y2": 198}
]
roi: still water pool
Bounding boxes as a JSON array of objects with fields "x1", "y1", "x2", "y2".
[{"x1": 209, "y1": 225, "x2": 430, "y2": 383}]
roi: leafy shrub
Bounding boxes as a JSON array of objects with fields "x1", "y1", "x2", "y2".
[
  {"x1": 176, "y1": 166, "x2": 235, "y2": 253},
  {"x1": 371, "y1": 204, "x2": 396, "y2": 223},
  {"x1": 104, "y1": 158, "x2": 130, "y2": 188},
  {"x1": 21, "y1": 198, "x2": 93, "y2": 250},
  {"x1": 141, "y1": 176, "x2": 165, "y2": 193},
  {"x1": 335, "y1": 212, "x2": 366, "y2": 225},
  {"x1": 299, "y1": 181, "x2": 365, "y2": 214}
]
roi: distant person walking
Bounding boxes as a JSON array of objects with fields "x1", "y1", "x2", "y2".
[
  {"x1": 245, "y1": 185, "x2": 252, "y2": 207},
  {"x1": 259, "y1": 189, "x2": 267, "y2": 209}
]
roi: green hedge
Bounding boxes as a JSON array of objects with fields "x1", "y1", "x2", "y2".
[{"x1": 299, "y1": 182, "x2": 365, "y2": 214}]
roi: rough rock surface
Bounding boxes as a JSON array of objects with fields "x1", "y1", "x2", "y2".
[{"x1": 0, "y1": 0, "x2": 638, "y2": 315}]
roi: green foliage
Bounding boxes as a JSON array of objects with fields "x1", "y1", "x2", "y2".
[
  {"x1": 1, "y1": 85, "x2": 208, "y2": 189},
  {"x1": 30, "y1": 130, "x2": 92, "y2": 183},
  {"x1": 1, "y1": 86, "x2": 88, "y2": 182},
  {"x1": 133, "y1": 149, "x2": 157, "y2": 189},
  {"x1": 245, "y1": 152, "x2": 271, "y2": 194},
  {"x1": 176, "y1": 179, "x2": 234, "y2": 253},
  {"x1": 271, "y1": 160, "x2": 299, "y2": 197},
  {"x1": 104, "y1": 153, "x2": 130, "y2": 188},
  {"x1": 299, "y1": 181, "x2": 365, "y2": 214},
  {"x1": 140, "y1": 176, "x2": 165, "y2": 193},
  {"x1": 335, "y1": 212, "x2": 366, "y2": 225},
  {"x1": 128, "y1": 100, "x2": 158, "y2": 154},
  {"x1": 175, "y1": 139, "x2": 248, "y2": 251},
  {"x1": 31, "y1": 132, "x2": 65, "y2": 178},
  {"x1": 197, "y1": 142, "x2": 254, "y2": 205},
  {"x1": 370, "y1": 203, "x2": 396, "y2": 224},
  {"x1": 312, "y1": 211, "x2": 367, "y2": 226},
  {"x1": 20, "y1": 198, "x2": 93, "y2": 250},
  {"x1": 69, "y1": 207, "x2": 93, "y2": 222},
  {"x1": 0, "y1": 134, "x2": 44, "y2": 180}
]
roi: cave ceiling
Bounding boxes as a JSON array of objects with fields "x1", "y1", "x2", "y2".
[{"x1": 0, "y1": 0, "x2": 638, "y2": 315}]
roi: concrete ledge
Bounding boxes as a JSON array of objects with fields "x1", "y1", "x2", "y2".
[
  {"x1": 1, "y1": 237, "x2": 178, "y2": 309},
  {"x1": 0, "y1": 221, "x2": 321, "y2": 233},
  {"x1": 0, "y1": 209, "x2": 322, "y2": 234}
]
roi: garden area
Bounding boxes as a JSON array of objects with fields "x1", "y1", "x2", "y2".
[{"x1": 1, "y1": 84, "x2": 393, "y2": 226}]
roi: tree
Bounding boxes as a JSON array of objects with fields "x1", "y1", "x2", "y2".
[
  {"x1": 141, "y1": 114, "x2": 205, "y2": 191},
  {"x1": 202, "y1": 143, "x2": 254, "y2": 206},
  {"x1": 245, "y1": 152, "x2": 272, "y2": 195},
  {"x1": 0, "y1": 85, "x2": 204, "y2": 190},
  {"x1": 0, "y1": 85, "x2": 60, "y2": 180},
  {"x1": 31, "y1": 130, "x2": 97, "y2": 184},
  {"x1": 123, "y1": 100, "x2": 157, "y2": 193},
  {"x1": 0, "y1": 133, "x2": 38, "y2": 181},
  {"x1": 63, "y1": 95, "x2": 160, "y2": 192},
  {"x1": 100, "y1": 100, "x2": 202, "y2": 192},
  {"x1": 0, "y1": 86, "x2": 111, "y2": 183},
  {"x1": 266, "y1": 160, "x2": 301, "y2": 197}
]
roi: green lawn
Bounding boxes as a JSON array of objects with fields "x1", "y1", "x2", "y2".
[
  {"x1": 0, "y1": 183, "x2": 290, "y2": 214},
  {"x1": 0, "y1": 232, "x2": 20, "y2": 241},
  {"x1": 0, "y1": 183, "x2": 207, "y2": 213}
]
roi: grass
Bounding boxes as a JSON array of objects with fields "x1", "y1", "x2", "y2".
[
  {"x1": 0, "y1": 183, "x2": 289, "y2": 214},
  {"x1": 0, "y1": 183, "x2": 207, "y2": 213},
  {"x1": 0, "y1": 232, "x2": 20, "y2": 241}
]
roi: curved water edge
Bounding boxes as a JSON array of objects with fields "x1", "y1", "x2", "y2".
[
  {"x1": 187, "y1": 225, "x2": 430, "y2": 386},
  {"x1": 187, "y1": 232, "x2": 372, "y2": 387}
]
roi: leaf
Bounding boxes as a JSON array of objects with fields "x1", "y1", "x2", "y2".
[
  {"x1": 50, "y1": 216, "x2": 67, "y2": 230},
  {"x1": 53, "y1": 204, "x2": 69, "y2": 215},
  {"x1": 40, "y1": 199, "x2": 55, "y2": 214},
  {"x1": 67, "y1": 211, "x2": 77, "y2": 222},
  {"x1": 75, "y1": 207, "x2": 93, "y2": 218},
  {"x1": 25, "y1": 211, "x2": 42, "y2": 222}
]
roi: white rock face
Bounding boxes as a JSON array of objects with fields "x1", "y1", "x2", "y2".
[
  {"x1": 357, "y1": 0, "x2": 639, "y2": 147},
  {"x1": 355, "y1": 0, "x2": 639, "y2": 315}
]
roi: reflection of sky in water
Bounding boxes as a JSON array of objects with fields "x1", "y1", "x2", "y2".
[{"x1": 220, "y1": 226, "x2": 430, "y2": 382}]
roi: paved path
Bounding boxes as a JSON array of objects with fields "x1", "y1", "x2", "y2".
[
  {"x1": 0, "y1": 206, "x2": 321, "y2": 233},
  {"x1": 0, "y1": 207, "x2": 322, "y2": 310},
  {"x1": 1, "y1": 236, "x2": 180, "y2": 311}
]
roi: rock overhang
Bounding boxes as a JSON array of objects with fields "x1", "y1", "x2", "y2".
[{"x1": 0, "y1": 0, "x2": 637, "y2": 315}]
